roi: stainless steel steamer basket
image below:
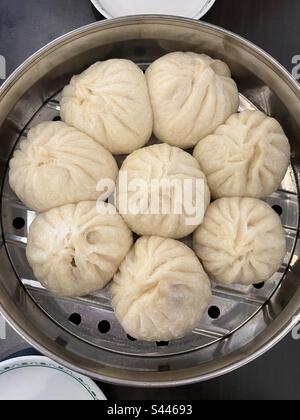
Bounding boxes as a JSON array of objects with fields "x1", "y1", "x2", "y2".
[{"x1": 1, "y1": 16, "x2": 300, "y2": 387}]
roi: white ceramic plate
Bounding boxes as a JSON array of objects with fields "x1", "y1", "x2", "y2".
[
  {"x1": 0, "y1": 356, "x2": 106, "y2": 400},
  {"x1": 90, "y1": 0, "x2": 216, "y2": 19}
]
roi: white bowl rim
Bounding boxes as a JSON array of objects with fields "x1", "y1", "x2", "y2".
[
  {"x1": 0, "y1": 355, "x2": 106, "y2": 400},
  {"x1": 90, "y1": 0, "x2": 216, "y2": 20}
]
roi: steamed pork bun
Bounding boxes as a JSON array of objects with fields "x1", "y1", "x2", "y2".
[
  {"x1": 9, "y1": 121, "x2": 118, "y2": 212},
  {"x1": 117, "y1": 143, "x2": 211, "y2": 239},
  {"x1": 146, "y1": 52, "x2": 239, "y2": 148},
  {"x1": 60, "y1": 59, "x2": 153, "y2": 155},
  {"x1": 111, "y1": 236, "x2": 212, "y2": 341},
  {"x1": 193, "y1": 197, "x2": 286, "y2": 286},
  {"x1": 26, "y1": 201, "x2": 133, "y2": 297},
  {"x1": 193, "y1": 110, "x2": 291, "y2": 199}
]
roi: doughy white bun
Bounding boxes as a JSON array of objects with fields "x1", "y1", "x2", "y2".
[
  {"x1": 117, "y1": 143, "x2": 211, "y2": 239},
  {"x1": 193, "y1": 197, "x2": 286, "y2": 286},
  {"x1": 9, "y1": 121, "x2": 118, "y2": 212},
  {"x1": 146, "y1": 52, "x2": 239, "y2": 148},
  {"x1": 26, "y1": 201, "x2": 133, "y2": 297},
  {"x1": 111, "y1": 236, "x2": 212, "y2": 341},
  {"x1": 60, "y1": 60, "x2": 153, "y2": 155},
  {"x1": 193, "y1": 110, "x2": 290, "y2": 199}
]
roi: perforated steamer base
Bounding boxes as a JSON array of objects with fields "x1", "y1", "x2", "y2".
[{"x1": 1, "y1": 83, "x2": 299, "y2": 358}]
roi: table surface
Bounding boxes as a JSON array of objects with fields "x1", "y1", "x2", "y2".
[{"x1": 1, "y1": 0, "x2": 300, "y2": 400}]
